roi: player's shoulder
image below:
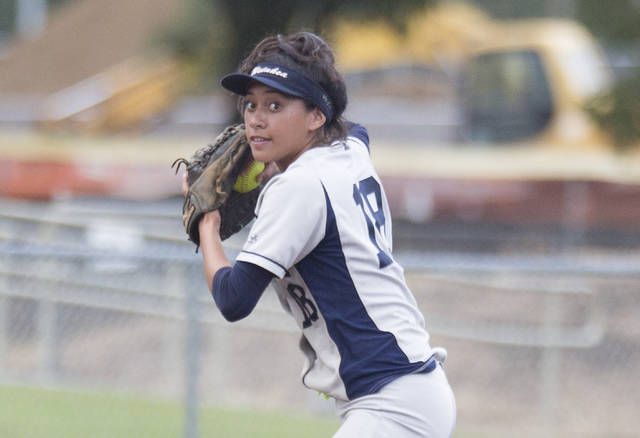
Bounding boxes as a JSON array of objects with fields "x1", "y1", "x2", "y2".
[
  {"x1": 254, "y1": 165, "x2": 326, "y2": 219},
  {"x1": 261, "y1": 162, "x2": 324, "y2": 199},
  {"x1": 277, "y1": 160, "x2": 321, "y2": 182},
  {"x1": 345, "y1": 122, "x2": 370, "y2": 152}
]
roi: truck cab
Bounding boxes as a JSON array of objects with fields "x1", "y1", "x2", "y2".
[
  {"x1": 460, "y1": 19, "x2": 613, "y2": 148},
  {"x1": 354, "y1": 18, "x2": 640, "y2": 232}
]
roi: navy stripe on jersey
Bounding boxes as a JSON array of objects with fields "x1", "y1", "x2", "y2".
[
  {"x1": 347, "y1": 123, "x2": 370, "y2": 151},
  {"x1": 239, "y1": 250, "x2": 288, "y2": 273},
  {"x1": 295, "y1": 187, "x2": 429, "y2": 399}
]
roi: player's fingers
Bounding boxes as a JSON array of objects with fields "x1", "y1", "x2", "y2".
[{"x1": 181, "y1": 173, "x2": 189, "y2": 196}]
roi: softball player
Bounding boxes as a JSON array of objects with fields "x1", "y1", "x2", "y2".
[{"x1": 196, "y1": 31, "x2": 456, "y2": 437}]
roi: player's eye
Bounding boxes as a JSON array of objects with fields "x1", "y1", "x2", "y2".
[
  {"x1": 244, "y1": 101, "x2": 256, "y2": 112},
  {"x1": 268, "y1": 101, "x2": 281, "y2": 112}
]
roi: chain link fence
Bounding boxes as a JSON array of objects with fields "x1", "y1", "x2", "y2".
[{"x1": 1, "y1": 197, "x2": 639, "y2": 437}]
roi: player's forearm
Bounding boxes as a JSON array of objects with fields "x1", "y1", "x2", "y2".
[
  {"x1": 200, "y1": 233, "x2": 231, "y2": 291},
  {"x1": 199, "y1": 213, "x2": 231, "y2": 292}
]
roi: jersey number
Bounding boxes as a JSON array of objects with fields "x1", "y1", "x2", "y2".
[
  {"x1": 287, "y1": 284, "x2": 318, "y2": 329},
  {"x1": 353, "y1": 177, "x2": 392, "y2": 268}
]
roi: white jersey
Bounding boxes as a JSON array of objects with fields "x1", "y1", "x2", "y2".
[{"x1": 236, "y1": 133, "x2": 433, "y2": 401}]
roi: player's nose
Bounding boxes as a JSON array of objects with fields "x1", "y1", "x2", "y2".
[{"x1": 245, "y1": 108, "x2": 266, "y2": 129}]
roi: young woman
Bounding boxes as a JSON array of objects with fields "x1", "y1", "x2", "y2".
[{"x1": 191, "y1": 31, "x2": 456, "y2": 438}]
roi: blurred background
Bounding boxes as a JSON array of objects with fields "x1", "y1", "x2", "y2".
[{"x1": 1, "y1": 0, "x2": 639, "y2": 437}]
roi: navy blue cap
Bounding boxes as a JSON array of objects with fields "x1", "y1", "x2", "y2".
[{"x1": 221, "y1": 63, "x2": 334, "y2": 121}]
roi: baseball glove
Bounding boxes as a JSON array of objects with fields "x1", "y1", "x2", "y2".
[{"x1": 172, "y1": 124, "x2": 260, "y2": 246}]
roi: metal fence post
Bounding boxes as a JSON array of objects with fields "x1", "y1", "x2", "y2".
[
  {"x1": 0, "y1": 256, "x2": 7, "y2": 375},
  {"x1": 183, "y1": 262, "x2": 201, "y2": 438},
  {"x1": 0, "y1": 294, "x2": 6, "y2": 374},
  {"x1": 540, "y1": 290, "x2": 562, "y2": 438},
  {"x1": 37, "y1": 296, "x2": 57, "y2": 383}
]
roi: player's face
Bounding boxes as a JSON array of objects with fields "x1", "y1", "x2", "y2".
[{"x1": 243, "y1": 83, "x2": 326, "y2": 170}]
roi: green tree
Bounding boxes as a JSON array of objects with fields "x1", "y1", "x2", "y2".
[
  {"x1": 0, "y1": 0, "x2": 72, "y2": 36},
  {"x1": 0, "y1": 0, "x2": 16, "y2": 35},
  {"x1": 576, "y1": 0, "x2": 640, "y2": 149},
  {"x1": 585, "y1": 73, "x2": 640, "y2": 151},
  {"x1": 164, "y1": 0, "x2": 434, "y2": 89},
  {"x1": 577, "y1": 0, "x2": 640, "y2": 44}
]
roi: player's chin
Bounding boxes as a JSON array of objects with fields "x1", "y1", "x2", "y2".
[{"x1": 249, "y1": 147, "x2": 271, "y2": 163}]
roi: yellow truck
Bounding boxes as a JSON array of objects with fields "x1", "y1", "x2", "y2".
[
  {"x1": 360, "y1": 17, "x2": 640, "y2": 234},
  {"x1": 459, "y1": 19, "x2": 613, "y2": 148}
]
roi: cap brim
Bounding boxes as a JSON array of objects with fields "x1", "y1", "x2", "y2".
[{"x1": 220, "y1": 73, "x2": 305, "y2": 100}]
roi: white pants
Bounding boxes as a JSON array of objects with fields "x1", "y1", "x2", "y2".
[{"x1": 333, "y1": 365, "x2": 456, "y2": 438}]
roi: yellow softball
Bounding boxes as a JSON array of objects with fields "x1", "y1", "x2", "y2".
[{"x1": 233, "y1": 161, "x2": 265, "y2": 193}]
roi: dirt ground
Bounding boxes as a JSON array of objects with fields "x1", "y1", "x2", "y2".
[{"x1": 0, "y1": 0, "x2": 184, "y2": 94}]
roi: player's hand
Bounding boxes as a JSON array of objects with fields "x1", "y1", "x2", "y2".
[
  {"x1": 256, "y1": 161, "x2": 279, "y2": 183},
  {"x1": 199, "y1": 210, "x2": 222, "y2": 237}
]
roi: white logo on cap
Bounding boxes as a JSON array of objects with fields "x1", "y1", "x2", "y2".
[{"x1": 251, "y1": 66, "x2": 288, "y2": 78}]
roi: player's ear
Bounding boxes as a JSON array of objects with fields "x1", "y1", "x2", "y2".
[{"x1": 308, "y1": 107, "x2": 326, "y2": 132}]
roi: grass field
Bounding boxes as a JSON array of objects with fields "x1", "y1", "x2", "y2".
[{"x1": 0, "y1": 384, "x2": 340, "y2": 438}]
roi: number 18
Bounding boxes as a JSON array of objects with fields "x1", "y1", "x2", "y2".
[{"x1": 353, "y1": 177, "x2": 392, "y2": 268}]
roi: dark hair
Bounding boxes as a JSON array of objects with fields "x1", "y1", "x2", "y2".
[{"x1": 236, "y1": 31, "x2": 348, "y2": 143}]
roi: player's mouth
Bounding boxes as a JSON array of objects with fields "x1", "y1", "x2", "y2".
[{"x1": 249, "y1": 136, "x2": 271, "y2": 147}]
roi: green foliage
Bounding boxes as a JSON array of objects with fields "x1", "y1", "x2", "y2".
[
  {"x1": 0, "y1": 0, "x2": 16, "y2": 34},
  {"x1": 575, "y1": 0, "x2": 640, "y2": 151},
  {"x1": 576, "y1": 0, "x2": 640, "y2": 44},
  {"x1": 155, "y1": 0, "x2": 229, "y2": 90},
  {"x1": 216, "y1": 0, "x2": 434, "y2": 66},
  {"x1": 163, "y1": 0, "x2": 434, "y2": 89},
  {"x1": 0, "y1": 0, "x2": 73, "y2": 36},
  {"x1": 466, "y1": 0, "x2": 556, "y2": 19},
  {"x1": 585, "y1": 70, "x2": 640, "y2": 151}
]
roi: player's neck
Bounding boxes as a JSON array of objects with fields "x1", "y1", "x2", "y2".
[{"x1": 276, "y1": 134, "x2": 322, "y2": 170}]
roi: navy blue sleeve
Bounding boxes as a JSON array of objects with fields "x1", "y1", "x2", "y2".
[
  {"x1": 211, "y1": 261, "x2": 275, "y2": 322},
  {"x1": 346, "y1": 122, "x2": 370, "y2": 152}
]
